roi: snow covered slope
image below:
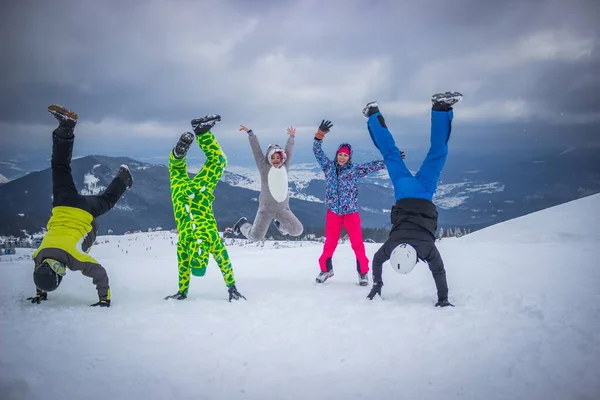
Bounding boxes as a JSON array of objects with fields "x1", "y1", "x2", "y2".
[{"x1": 1, "y1": 194, "x2": 599, "y2": 399}]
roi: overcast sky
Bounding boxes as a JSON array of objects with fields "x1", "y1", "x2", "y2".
[{"x1": 1, "y1": 0, "x2": 598, "y2": 166}]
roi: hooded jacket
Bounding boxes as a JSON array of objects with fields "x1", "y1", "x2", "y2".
[
  {"x1": 313, "y1": 138, "x2": 385, "y2": 215},
  {"x1": 249, "y1": 130, "x2": 294, "y2": 205},
  {"x1": 238, "y1": 129, "x2": 303, "y2": 242},
  {"x1": 32, "y1": 206, "x2": 110, "y2": 300}
]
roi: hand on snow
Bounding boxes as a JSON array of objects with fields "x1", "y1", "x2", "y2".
[
  {"x1": 435, "y1": 299, "x2": 454, "y2": 307},
  {"x1": 91, "y1": 299, "x2": 111, "y2": 307},
  {"x1": 228, "y1": 285, "x2": 246, "y2": 302},
  {"x1": 26, "y1": 290, "x2": 48, "y2": 304},
  {"x1": 164, "y1": 292, "x2": 187, "y2": 300},
  {"x1": 287, "y1": 126, "x2": 296, "y2": 136},
  {"x1": 366, "y1": 282, "x2": 383, "y2": 300}
]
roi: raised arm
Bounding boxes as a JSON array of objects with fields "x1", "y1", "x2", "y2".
[
  {"x1": 284, "y1": 126, "x2": 296, "y2": 167},
  {"x1": 313, "y1": 137, "x2": 332, "y2": 171},
  {"x1": 356, "y1": 159, "x2": 386, "y2": 178},
  {"x1": 313, "y1": 119, "x2": 333, "y2": 171},
  {"x1": 240, "y1": 125, "x2": 266, "y2": 169}
]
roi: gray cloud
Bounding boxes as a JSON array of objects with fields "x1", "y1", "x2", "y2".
[{"x1": 1, "y1": 0, "x2": 598, "y2": 161}]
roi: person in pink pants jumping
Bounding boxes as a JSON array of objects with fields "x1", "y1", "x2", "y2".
[{"x1": 312, "y1": 120, "x2": 403, "y2": 286}]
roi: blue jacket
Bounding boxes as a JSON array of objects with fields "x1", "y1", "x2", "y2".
[{"x1": 313, "y1": 139, "x2": 385, "y2": 215}]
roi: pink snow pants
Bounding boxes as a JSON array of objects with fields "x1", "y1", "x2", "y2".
[{"x1": 318, "y1": 210, "x2": 369, "y2": 274}]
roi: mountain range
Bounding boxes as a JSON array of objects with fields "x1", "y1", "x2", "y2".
[{"x1": 0, "y1": 145, "x2": 599, "y2": 239}]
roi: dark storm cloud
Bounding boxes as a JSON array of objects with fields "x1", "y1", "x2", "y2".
[{"x1": 0, "y1": 0, "x2": 598, "y2": 159}]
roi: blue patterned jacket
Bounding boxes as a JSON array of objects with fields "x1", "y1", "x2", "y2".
[{"x1": 313, "y1": 139, "x2": 385, "y2": 216}]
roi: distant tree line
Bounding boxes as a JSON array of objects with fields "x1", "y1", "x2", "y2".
[{"x1": 237, "y1": 225, "x2": 473, "y2": 243}]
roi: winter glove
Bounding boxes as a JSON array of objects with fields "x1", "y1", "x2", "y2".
[
  {"x1": 228, "y1": 285, "x2": 246, "y2": 302},
  {"x1": 315, "y1": 119, "x2": 333, "y2": 140},
  {"x1": 435, "y1": 299, "x2": 454, "y2": 307},
  {"x1": 90, "y1": 299, "x2": 111, "y2": 307},
  {"x1": 366, "y1": 282, "x2": 383, "y2": 300},
  {"x1": 164, "y1": 292, "x2": 187, "y2": 300},
  {"x1": 26, "y1": 289, "x2": 48, "y2": 304},
  {"x1": 401, "y1": 150, "x2": 406, "y2": 159}
]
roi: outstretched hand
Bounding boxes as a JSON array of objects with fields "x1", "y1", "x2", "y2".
[
  {"x1": 319, "y1": 119, "x2": 333, "y2": 133},
  {"x1": 287, "y1": 126, "x2": 296, "y2": 136},
  {"x1": 315, "y1": 119, "x2": 333, "y2": 140},
  {"x1": 239, "y1": 125, "x2": 250, "y2": 133}
]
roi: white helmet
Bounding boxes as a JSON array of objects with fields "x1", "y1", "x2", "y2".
[{"x1": 389, "y1": 243, "x2": 418, "y2": 274}]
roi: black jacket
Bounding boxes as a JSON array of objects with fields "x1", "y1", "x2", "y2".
[{"x1": 389, "y1": 198, "x2": 438, "y2": 242}]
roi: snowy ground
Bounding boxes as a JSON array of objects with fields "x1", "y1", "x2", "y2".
[{"x1": 1, "y1": 195, "x2": 600, "y2": 400}]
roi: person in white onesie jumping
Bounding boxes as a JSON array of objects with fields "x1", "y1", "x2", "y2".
[{"x1": 232, "y1": 125, "x2": 304, "y2": 241}]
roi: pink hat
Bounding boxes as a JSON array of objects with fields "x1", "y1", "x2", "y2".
[{"x1": 337, "y1": 145, "x2": 350, "y2": 156}]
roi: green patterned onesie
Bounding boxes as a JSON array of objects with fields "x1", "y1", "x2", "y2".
[{"x1": 168, "y1": 131, "x2": 235, "y2": 295}]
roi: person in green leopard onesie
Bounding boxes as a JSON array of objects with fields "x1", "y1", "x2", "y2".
[{"x1": 164, "y1": 114, "x2": 246, "y2": 302}]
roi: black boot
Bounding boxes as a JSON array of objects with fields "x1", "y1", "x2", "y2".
[
  {"x1": 232, "y1": 217, "x2": 248, "y2": 236},
  {"x1": 191, "y1": 114, "x2": 221, "y2": 135},
  {"x1": 173, "y1": 132, "x2": 195, "y2": 159},
  {"x1": 431, "y1": 92, "x2": 463, "y2": 111},
  {"x1": 362, "y1": 101, "x2": 380, "y2": 118}
]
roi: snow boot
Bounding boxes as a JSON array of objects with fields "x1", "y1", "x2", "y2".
[
  {"x1": 356, "y1": 260, "x2": 369, "y2": 286},
  {"x1": 362, "y1": 101, "x2": 380, "y2": 118},
  {"x1": 431, "y1": 91, "x2": 463, "y2": 111},
  {"x1": 48, "y1": 104, "x2": 77, "y2": 138},
  {"x1": 315, "y1": 270, "x2": 334, "y2": 283},
  {"x1": 358, "y1": 273, "x2": 369, "y2": 286},
  {"x1": 232, "y1": 217, "x2": 248, "y2": 236},
  {"x1": 191, "y1": 114, "x2": 221, "y2": 135},
  {"x1": 48, "y1": 104, "x2": 78, "y2": 125},
  {"x1": 173, "y1": 132, "x2": 195, "y2": 159}
]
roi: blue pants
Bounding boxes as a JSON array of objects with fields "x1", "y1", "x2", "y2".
[{"x1": 367, "y1": 110, "x2": 453, "y2": 201}]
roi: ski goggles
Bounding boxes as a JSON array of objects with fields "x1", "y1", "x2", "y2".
[{"x1": 41, "y1": 258, "x2": 67, "y2": 276}]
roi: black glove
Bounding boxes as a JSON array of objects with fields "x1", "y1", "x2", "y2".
[
  {"x1": 315, "y1": 119, "x2": 333, "y2": 140},
  {"x1": 319, "y1": 119, "x2": 333, "y2": 133},
  {"x1": 435, "y1": 299, "x2": 454, "y2": 307},
  {"x1": 164, "y1": 292, "x2": 187, "y2": 300},
  {"x1": 401, "y1": 150, "x2": 406, "y2": 159},
  {"x1": 91, "y1": 299, "x2": 111, "y2": 307},
  {"x1": 228, "y1": 285, "x2": 246, "y2": 302},
  {"x1": 26, "y1": 290, "x2": 48, "y2": 304},
  {"x1": 366, "y1": 282, "x2": 383, "y2": 300}
]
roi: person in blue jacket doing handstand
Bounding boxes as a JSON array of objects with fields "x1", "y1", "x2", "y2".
[{"x1": 362, "y1": 91, "x2": 463, "y2": 307}]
